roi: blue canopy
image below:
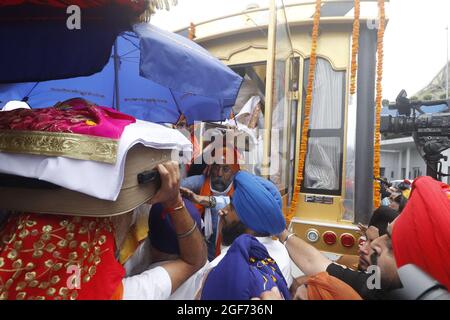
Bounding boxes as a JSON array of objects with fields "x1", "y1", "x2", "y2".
[{"x1": 0, "y1": 28, "x2": 243, "y2": 124}]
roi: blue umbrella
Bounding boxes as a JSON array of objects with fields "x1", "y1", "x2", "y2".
[
  {"x1": 0, "y1": 27, "x2": 243, "y2": 124},
  {"x1": 135, "y1": 23, "x2": 242, "y2": 105}
]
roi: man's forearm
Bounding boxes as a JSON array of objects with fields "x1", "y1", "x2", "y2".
[
  {"x1": 171, "y1": 203, "x2": 207, "y2": 268},
  {"x1": 279, "y1": 230, "x2": 331, "y2": 276},
  {"x1": 180, "y1": 175, "x2": 203, "y2": 194}
]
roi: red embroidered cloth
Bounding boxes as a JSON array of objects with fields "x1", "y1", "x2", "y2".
[{"x1": 0, "y1": 213, "x2": 125, "y2": 300}]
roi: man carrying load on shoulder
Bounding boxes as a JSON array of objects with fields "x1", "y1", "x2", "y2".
[{"x1": 0, "y1": 161, "x2": 207, "y2": 300}]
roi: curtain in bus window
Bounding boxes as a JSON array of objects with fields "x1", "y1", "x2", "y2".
[
  {"x1": 305, "y1": 137, "x2": 340, "y2": 190},
  {"x1": 303, "y1": 58, "x2": 344, "y2": 190},
  {"x1": 309, "y1": 59, "x2": 343, "y2": 129}
]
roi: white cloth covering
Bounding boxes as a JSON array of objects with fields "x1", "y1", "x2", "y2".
[{"x1": 0, "y1": 120, "x2": 192, "y2": 201}]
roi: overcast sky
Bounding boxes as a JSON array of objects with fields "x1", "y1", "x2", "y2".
[{"x1": 151, "y1": 0, "x2": 450, "y2": 101}]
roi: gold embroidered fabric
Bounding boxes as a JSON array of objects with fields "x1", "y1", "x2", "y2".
[{"x1": 0, "y1": 130, "x2": 118, "y2": 164}]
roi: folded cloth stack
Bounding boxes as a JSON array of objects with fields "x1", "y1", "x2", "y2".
[{"x1": 0, "y1": 98, "x2": 192, "y2": 216}]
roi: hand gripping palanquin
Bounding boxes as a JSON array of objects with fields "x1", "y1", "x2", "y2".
[{"x1": 0, "y1": 98, "x2": 187, "y2": 217}]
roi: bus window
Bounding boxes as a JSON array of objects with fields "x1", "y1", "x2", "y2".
[
  {"x1": 304, "y1": 136, "x2": 341, "y2": 190},
  {"x1": 230, "y1": 63, "x2": 267, "y2": 176},
  {"x1": 301, "y1": 57, "x2": 345, "y2": 196}
]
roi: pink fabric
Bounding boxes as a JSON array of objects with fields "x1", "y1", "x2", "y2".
[{"x1": 0, "y1": 98, "x2": 135, "y2": 139}]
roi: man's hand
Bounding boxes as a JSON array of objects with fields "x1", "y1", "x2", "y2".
[
  {"x1": 180, "y1": 187, "x2": 197, "y2": 201},
  {"x1": 150, "y1": 161, "x2": 182, "y2": 208},
  {"x1": 180, "y1": 187, "x2": 211, "y2": 207},
  {"x1": 357, "y1": 223, "x2": 368, "y2": 237},
  {"x1": 289, "y1": 275, "x2": 308, "y2": 298},
  {"x1": 150, "y1": 162, "x2": 208, "y2": 295},
  {"x1": 277, "y1": 229, "x2": 289, "y2": 243},
  {"x1": 251, "y1": 286, "x2": 284, "y2": 300}
]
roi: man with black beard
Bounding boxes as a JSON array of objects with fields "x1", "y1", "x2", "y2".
[
  {"x1": 199, "y1": 171, "x2": 294, "y2": 294},
  {"x1": 167, "y1": 171, "x2": 293, "y2": 299}
]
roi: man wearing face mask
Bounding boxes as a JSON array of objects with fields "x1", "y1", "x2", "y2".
[{"x1": 180, "y1": 146, "x2": 240, "y2": 261}]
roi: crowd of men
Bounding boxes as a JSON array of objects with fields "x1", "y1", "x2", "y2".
[
  {"x1": 1, "y1": 142, "x2": 449, "y2": 300},
  {"x1": 127, "y1": 149, "x2": 450, "y2": 300}
]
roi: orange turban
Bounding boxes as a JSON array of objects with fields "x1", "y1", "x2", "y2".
[
  {"x1": 306, "y1": 272, "x2": 362, "y2": 300},
  {"x1": 210, "y1": 145, "x2": 240, "y2": 173},
  {"x1": 392, "y1": 176, "x2": 450, "y2": 291}
]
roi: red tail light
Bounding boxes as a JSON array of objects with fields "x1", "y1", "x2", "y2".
[
  {"x1": 341, "y1": 233, "x2": 356, "y2": 248},
  {"x1": 323, "y1": 231, "x2": 337, "y2": 245}
]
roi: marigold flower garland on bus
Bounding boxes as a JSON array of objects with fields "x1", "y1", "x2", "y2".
[
  {"x1": 350, "y1": 0, "x2": 360, "y2": 95},
  {"x1": 373, "y1": 0, "x2": 386, "y2": 208},
  {"x1": 287, "y1": 0, "x2": 321, "y2": 224}
]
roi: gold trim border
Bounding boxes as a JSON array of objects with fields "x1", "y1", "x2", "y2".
[{"x1": 0, "y1": 130, "x2": 118, "y2": 164}]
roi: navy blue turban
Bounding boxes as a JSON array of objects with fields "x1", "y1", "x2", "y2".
[
  {"x1": 201, "y1": 234, "x2": 291, "y2": 300},
  {"x1": 232, "y1": 171, "x2": 286, "y2": 235},
  {"x1": 148, "y1": 198, "x2": 202, "y2": 254}
]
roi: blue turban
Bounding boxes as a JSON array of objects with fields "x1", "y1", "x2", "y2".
[
  {"x1": 201, "y1": 234, "x2": 291, "y2": 300},
  {"x1": 148, "y1": 198, "x2": 202, "y2": 254},
  {"x1": 232, "y1": 171, "x2": 286, "y2": 235}
]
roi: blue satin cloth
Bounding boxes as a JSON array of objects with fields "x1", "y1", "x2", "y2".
[{"x1": 201, "y1": 234, "x2": 291, "y2": 300}]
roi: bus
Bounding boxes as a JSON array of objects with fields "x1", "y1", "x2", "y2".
[{"x1": 177, "y1": 0, "x2": 388, "y2": 258}]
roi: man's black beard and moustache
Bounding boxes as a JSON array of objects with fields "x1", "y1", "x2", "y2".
[
  {"x1": 211, "y1": 177, "x2": 230, "y2": 192},
  {"x1": 221, "y1": 221, "x2": 247, "y2": 246},
  {"x1": 370, "y1": 252, "x2": 378, "y2": 266},
  {"x1": 369, "y1": 252, "x2": 400, "y2": 292}
]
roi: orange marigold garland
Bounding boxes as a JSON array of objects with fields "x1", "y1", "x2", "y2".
[
  {"x1": 287, "y1": 0, "x2": 322, "y2": 224},
  {"x1": 373, "y1": 0, "x2": 386, "y2": 208},
  {"x1": 350, "y1": 0, "x2": 360, "y2": 95}
]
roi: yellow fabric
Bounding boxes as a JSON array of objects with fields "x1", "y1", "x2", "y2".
[
  {"x1": 118, "y1": 213, "x2": 149, "y2": 265},
  {"x1": 402, "y1": 189, "x2": 411, "y2": 199}
]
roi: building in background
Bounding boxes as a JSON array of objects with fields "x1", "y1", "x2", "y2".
[{"x1": 381, "y1": 61, "x2": 450, "y2": 182}]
